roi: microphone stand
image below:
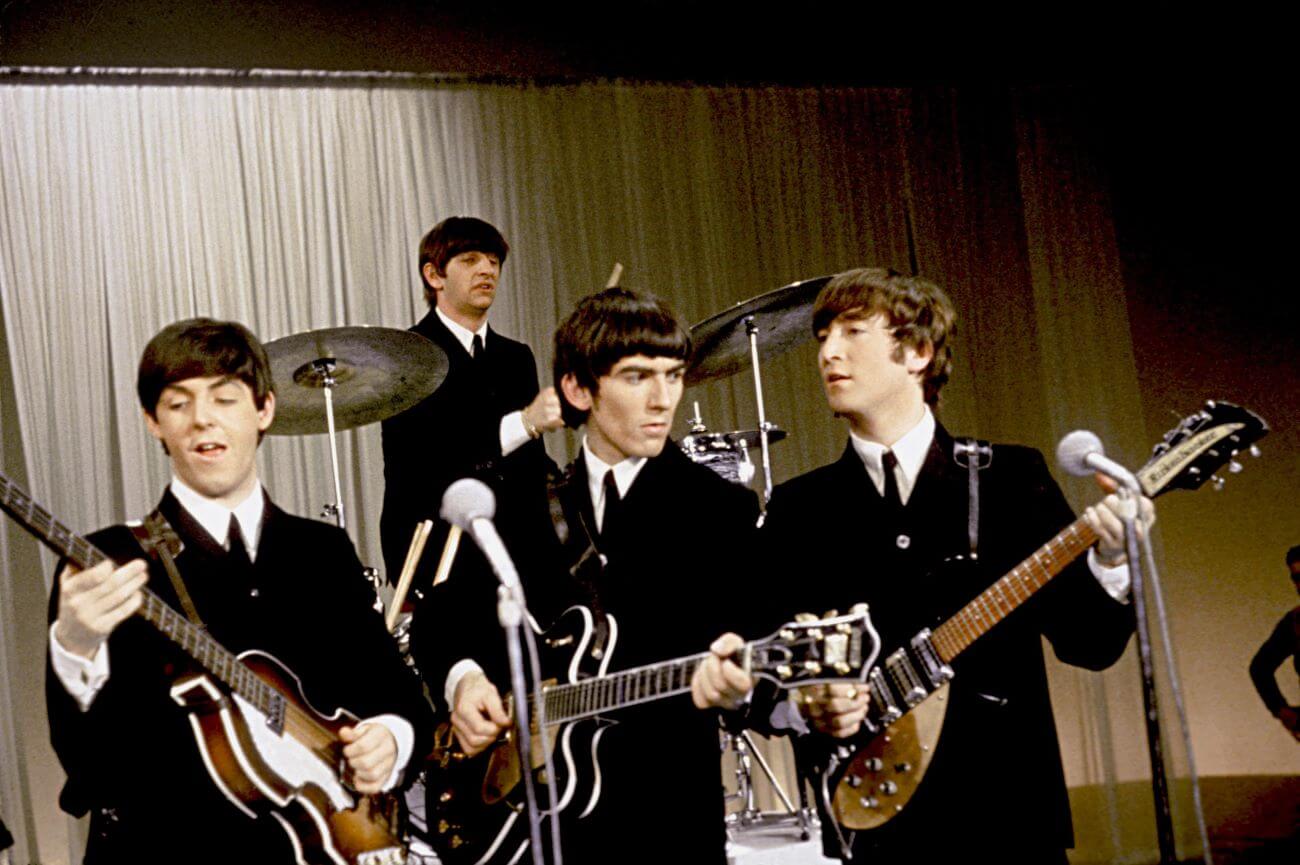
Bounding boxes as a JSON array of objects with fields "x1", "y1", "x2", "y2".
[
  {"x1": 1115, "y1": 483, "x2": 1178, "y2": 865},
  {"x1": 495, "y1": 583, "x2": 548, "y2": 865}
]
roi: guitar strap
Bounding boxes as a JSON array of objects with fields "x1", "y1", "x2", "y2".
[
  {"x1": 952, "y1": 437, "x2": 992, "y2": 559},
  {"x1": 130, "y1": 510, "x2": 205, "y2": 628},
  {"x1": 545, "y1": 464, "x2": 611, "y2": 656}
]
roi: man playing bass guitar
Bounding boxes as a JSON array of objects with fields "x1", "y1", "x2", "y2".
[
  {"x1": 45, "y1": 318, "x2": 433, "y2": 864},
  {"x1": 694, "y1": 268, "x2": 1154, "y2": 864}
]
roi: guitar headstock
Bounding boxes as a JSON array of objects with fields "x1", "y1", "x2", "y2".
[
  {"x1": 1137, "y1": 400, "x2": 1268, "y2": 498},
  {"x1": 746, "y1": 605, "x2": 881, "y2": 689}
]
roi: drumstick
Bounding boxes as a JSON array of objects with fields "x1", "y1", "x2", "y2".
[
  {"x1": 431, "y1": 524, "x2": 462, "y2": 588},
  {"x1": 605, "y1": 262, "x2": 623, "y2": 288},
  {"x1": 386, "y1": 519, "x2": 433, "y2": 632}
]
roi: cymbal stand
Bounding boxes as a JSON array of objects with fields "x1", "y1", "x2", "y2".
[
  {"x1": 744, "y1": 317, "x2": 777, "y2": 503},
  {"x1": 292, "y1": 358, "x2": 347, "y2": 530},
  {"x1": 291, "y1": 358, "x2": 386, "y2": 612}
]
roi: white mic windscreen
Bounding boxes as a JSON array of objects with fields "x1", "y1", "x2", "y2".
[
  {"x1": 440, "y1": 478, "x2": 496, "y2": 529},
  {"x1": 1056, "y1": 430, "x2": 1104, "y2": 477}
]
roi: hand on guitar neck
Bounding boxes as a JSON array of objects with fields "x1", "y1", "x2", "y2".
[
  {"x1": 53, "y1": 558, "x2": 149, "y2": 660},
  {"x1": 1082, "y1": 474, "x2": 1156, "y2": 569},
  {"x1": 691, "y1": 633, "x2": 756, "y2": 711},
  {"x1": 451, "y1": 669, "x2": 513, "y2": 757}
]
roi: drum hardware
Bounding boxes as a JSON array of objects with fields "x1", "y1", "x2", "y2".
[
  {"x1": 682, "y1": 403, "x2": 787, "y2": 488},
  {"x1": 265, "y1": 325, "x2": 449, "y2": 529},
  {"x1": 723, "y1": 729, "x2": 817, "y2": 840},
  {"x1": 687, "y1": 275, "x2": 830, "y2": 502}
]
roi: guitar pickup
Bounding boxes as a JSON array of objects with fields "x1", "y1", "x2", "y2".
[
  {"x1": 868, "y1": 667, "x2": 901, "y2": 723},
  {"x1": 910, "y1": 629, "x2": 954, "y2": 688},
  {"x1": 884, "y1": 649, "x2": 928, "y2": 707}
]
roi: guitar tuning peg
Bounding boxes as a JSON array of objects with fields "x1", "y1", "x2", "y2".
[
  {"x1": 1211, "y1": 476, "x2": 1226, "y2": 491},
  {"x1": 850, "y1": 602, "x2": 870, "y2": 615},
  {"x1": 823, "y1": 609, "x2": 840, "y2": 619},
  {"x1": 794, "y1": 613, "x2": 818, "y2": 624},
  {"x1": 1250, "y1": 445, "x2": 1261, "y2": 458},
  {"x1": 1228, "y1": 460, "x2": 1243, "y2": 474}
]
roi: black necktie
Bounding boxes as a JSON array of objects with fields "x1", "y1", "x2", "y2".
[
  {"x1": 600, "y1": 470, "x2": 621, "y2": 537},
  {"x1": 227, "y1": 515, "x2": 253, "y2": 570},
  {"x1": 881, "y1": 450, "x2": 904, "y2": 512},
  {"x1": 471, "y1": 333, "x2": 485, "y2": 362}
]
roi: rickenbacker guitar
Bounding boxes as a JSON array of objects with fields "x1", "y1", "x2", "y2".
[
  {"x1": 0, "y1": 473, "x2": 405, "y2": 865},
  {"x1": 425, "y1": 604, "x2": 882, "y2": 865},
  {"x1": 818, "y1": 400, "x2": 1267, "y2": 834}
]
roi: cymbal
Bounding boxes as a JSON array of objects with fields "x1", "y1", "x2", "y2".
[
  {"x1": 686, "y1": 275, "x2": 832, "y2": 385},
  {"x1": 683, "y1": 426, "x2": 788, "y2": 450},
  {"x1": 264, "y1": 326, "x2": 448, "y2": 435}
]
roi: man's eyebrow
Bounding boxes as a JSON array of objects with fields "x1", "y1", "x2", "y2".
[{"x1": 616, "y1": 361, "x2": 686, "y2": 375}]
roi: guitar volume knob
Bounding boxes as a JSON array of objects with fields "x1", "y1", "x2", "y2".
[{"x1": 879, "y1": 781, "x2": 898, "y2": 796}]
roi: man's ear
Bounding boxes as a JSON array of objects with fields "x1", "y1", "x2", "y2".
[
  {"x1": 257, "y1": 391, "x2": 276, "y2": 433},
  {"x1": 143, "y1": 407, "x2": 163, "y2": 441},
  {"x1": 904, "y1": 340, "x2": 934, "y2": 375},
  {"x1": 560, "y1": 373, "x2": 593, "y2": 412},
  {"x1": 422, "y1": 262, "x2": 444, "y2": 291}
]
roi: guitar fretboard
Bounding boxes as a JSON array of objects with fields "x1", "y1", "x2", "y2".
[
  {"x1": 0, "y1": 473, "x2": 286, "y2": 729},
  {"x1": 930, "y1": 518, "x2": 1099, "y2": 662},
  {"x1": 531, "y1": 652, "x2": 710, "y2": 726}
]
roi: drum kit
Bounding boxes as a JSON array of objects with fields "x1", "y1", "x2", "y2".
[{"x1": 261, "y1": 274, "x2": 831, "y2": 858}]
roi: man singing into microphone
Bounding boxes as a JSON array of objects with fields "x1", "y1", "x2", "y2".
[
  {"x1": 692, "y1": 267, "x2": 1154, "y2": 864},
  {"x1": 414, "y1": 288, "x2": 760, "y2": 864}
]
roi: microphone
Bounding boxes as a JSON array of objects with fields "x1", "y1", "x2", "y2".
[
  {"x1": 1055, "y1": 430, "x2": 1140, "y2": 491},
  {"x1": 440, "y1": 478, "x2": 521, "y2": 589}
]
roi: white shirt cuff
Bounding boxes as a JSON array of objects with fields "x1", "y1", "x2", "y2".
[
  {"x1": 500, "y1": 411, "x2": 531, "y2": 457},
  {"x1": 1087, "y1": 548, "x2": 1132, "y2": 602},
  {"x1": 360, "y1": 714, "x2": 416, "y2": 792},
  {"x1": 49, "y1": 622, "x2": 110, "y2": 711},
  {"x1": 445, "y1": 658, "x2": 485, "y2": 712}
]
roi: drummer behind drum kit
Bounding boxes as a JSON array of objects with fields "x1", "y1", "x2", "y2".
[{"x1": 260, "y1": 275, "x2": 832, "y2": 858}]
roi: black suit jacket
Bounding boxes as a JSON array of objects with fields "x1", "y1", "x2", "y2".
[
  {"x1": 413, "y1": 442, "x2": 761, "y2": 864},
  {"x1": 46, "y1": 490, "x2": 433, "y2": 865},
  {"x1": 380, "y1": 310, "x2": 551, "y2": 589},
  {"x1": 759, "y1": 425, "x2": 1134, "y2": 861}
]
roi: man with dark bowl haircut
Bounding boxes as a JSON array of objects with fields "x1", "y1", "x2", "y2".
[
  {"x1": 46, "y1": 318, "x2": 432, "y2": 865},
  {"x1": 417, "y1": 288, "x2": 761, "y2": 864},
  {"x1": 380, "y1": 216, "x2": 562, "y2": 597},
  {"x1": 693, "y1": 268, "x2": 1155, "y2": 864}
]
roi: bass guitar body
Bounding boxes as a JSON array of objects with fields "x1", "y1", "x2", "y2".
[{"x1": 171, "y1": 649, "x2": 406, "y2": 865}]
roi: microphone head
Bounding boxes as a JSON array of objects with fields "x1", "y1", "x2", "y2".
[
  {"x1": 440, "y1": 478, "x2": 496, "y2": 529},
  {"x1": 1056, "y1": 429, "x2": 1104, "y2": 477}
]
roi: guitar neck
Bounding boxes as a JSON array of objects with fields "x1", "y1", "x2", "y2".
[
  {"x1": 0, "y1": 473, "x2": 285, "y2": 726},
  {"x1": 929, "y1": 517, "x2": 1099, "y2": 663},
  {"x1": 531, "y1": 652, "x2": 710, "y2": 726}
]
